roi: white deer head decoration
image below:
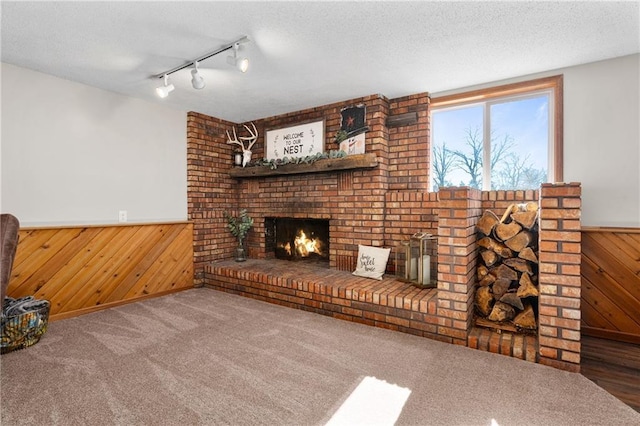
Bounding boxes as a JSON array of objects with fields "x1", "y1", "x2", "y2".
[{"x1": 227, "y1": 122, "x2": 258, "y2": 167}]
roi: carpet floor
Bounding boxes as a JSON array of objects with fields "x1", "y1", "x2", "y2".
[{"x1": 1, "y1": 288, "x2": 639, "y2": 425}]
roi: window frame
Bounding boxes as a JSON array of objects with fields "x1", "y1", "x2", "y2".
[{"x1": 430, "y1": 75, "x2": 563, "y2": 190}]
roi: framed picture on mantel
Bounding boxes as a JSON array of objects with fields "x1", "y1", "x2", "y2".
[{"x1": 265, "y1": 119, "x2": 325, "y2": 161}]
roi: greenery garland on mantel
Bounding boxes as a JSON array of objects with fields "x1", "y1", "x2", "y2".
[
  {"x1": 229, "y1": 152, "x2": 378, "y2": 179},
  {"x1": 247, "y1": 150, "x2": 347, "y2": 170}
]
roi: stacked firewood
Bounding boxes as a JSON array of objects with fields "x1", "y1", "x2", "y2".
[{"x1": 475, "y1": 202, "x2": 539, "y2": 332}]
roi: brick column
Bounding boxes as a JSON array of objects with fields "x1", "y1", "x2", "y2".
[
  {"x1": 187, "y1": 112, "x2": 239, "y2": 286},
  {"x1": 436, "y1": 187, "x2": 482, "y2": 345},
  {"x1": 538, "y1": 183, "x2": 582, "y2": 372}
]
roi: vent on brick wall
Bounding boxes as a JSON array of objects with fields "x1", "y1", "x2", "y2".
[{"x1": 386, "y1": 112, "x2": 418, "y2": 128}]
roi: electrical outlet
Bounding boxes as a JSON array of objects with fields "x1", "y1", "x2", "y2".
[{"x1": 118, "y1": 210, "x2": 127, "y2": 223}]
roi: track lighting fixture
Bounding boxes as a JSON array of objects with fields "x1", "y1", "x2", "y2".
[
  {"x1": 154, "y1": 36, "x2": 250, "y2": 97},
  {"x1": 191, "y1": 62, "x2": 205, "y2": 89},
  {"x1": 226, "y1": 42, "x2": 249, "y2": 73},
  {"x1": 155, "y1": 74, "x2": 174, "y2": 98}
]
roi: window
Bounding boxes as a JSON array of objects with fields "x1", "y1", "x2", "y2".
[{"x1": 430, "y1": 76, "x2": 562, "y2": 191}]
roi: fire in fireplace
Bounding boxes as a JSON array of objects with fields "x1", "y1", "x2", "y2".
[{"x1": 265, "y1": 218, "x2": 329, "y2": 263}]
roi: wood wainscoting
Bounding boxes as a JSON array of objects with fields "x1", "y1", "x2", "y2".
[
  {"x1": 581, "y1": 227, "x2": 640, "y2": 344},
  {"x1": 7, "y1": 222, "x2": 194, "y2": 321}
]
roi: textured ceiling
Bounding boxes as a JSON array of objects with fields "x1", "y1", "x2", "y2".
[{"x1": 2, "y1": 1, "x2": 639, "y2": 123}]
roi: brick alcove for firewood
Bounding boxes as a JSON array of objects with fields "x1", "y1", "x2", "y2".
[{"x1": 475, "y1": 202, "x2": 541, "y2": 334}]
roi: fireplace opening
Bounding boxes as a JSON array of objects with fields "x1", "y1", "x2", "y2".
[{"x1": 265, "y1": 218, "x2": 329, "y2": 264}]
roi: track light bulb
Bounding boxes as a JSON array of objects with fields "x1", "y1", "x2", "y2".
[
  {"x1": 237, "y1": 57, "x2": 249, "y2": 73},
  {"x1": 227, "y1": 43, "x2": 249, "y2": 73},
  {"x1": 191, "y1": 62, "x2": 206, "y2": 89},
  {"x1": 154, "y1": 36, "x2": 251, "y2": 97},
  {"x1": 156, "y1": 75, "x2": 174, "y2": 98}
]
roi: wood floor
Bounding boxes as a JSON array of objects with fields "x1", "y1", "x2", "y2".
[{"x1": 580, "y1": 335, "x2": 640, "y2": 412}]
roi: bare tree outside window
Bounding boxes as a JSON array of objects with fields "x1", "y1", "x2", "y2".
[
  {"x1": 449, "y1": 127, "x2": 483, "y2": 189},
  {"x1": 446, "y1": 126, "x2": 515, "y2": 189},
  {"x1": 431, "y1": 142, "x2": 456, "y2": 191},
  {"x1": 493, "y1": 153, "x2": 547, "y2": 190}
]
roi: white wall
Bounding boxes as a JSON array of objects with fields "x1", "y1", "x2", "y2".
[
  {"x1": 432, "y1": 54, "x2": 640, "y2": 227},
  {"x1": 563, "y1": 54, "x2": 639, "y2": 227},
  {"x1": 3, "y1": 55, "x2": 638, "y2": 228},
  {"x1": 1, "y1": 63, "x2": 187, "y2": 226}
]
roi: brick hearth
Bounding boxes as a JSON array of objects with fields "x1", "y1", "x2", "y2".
[
  {"x1": 187, "y1": 91, "x2": 582, "y2": 371},
  {"x1": 206, "y1": 259, "x2": 438, "y2": 336},
  {"x1": 205, "y1": 259, "x2": 538, "y2": 362}
]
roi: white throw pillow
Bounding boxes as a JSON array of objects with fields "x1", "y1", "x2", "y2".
[{"x1": 353, "y1": 245, "x2": 391, "y2": 280}]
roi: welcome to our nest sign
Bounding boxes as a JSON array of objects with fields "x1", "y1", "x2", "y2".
[{"x1": 265, "y1": 120, "x2": 325, "y2": 161}]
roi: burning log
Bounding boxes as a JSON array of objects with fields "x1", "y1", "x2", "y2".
[{"x1": 474, "y1": 202, "x2": 539, "y2": 333}]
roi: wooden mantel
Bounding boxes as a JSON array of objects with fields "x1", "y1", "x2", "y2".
[{"x1": 228, "y1": 153, "x2": 378, "y2": 178}]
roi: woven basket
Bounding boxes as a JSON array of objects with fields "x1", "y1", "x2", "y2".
[{"x1": 1, "y1": 302, "x2": 50, "y2": 354}]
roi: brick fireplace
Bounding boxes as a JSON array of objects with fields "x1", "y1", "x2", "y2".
[
  {"x1": 187, "y1": 92, "x2": 582, "y2": 372},
  {"x1": 187, "y1": 93, "x2": 433, "y2": 271}
]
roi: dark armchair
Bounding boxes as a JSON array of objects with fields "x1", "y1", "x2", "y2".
[{"x1": 1, "y1": 214, "x2": 20, "y2": 314}]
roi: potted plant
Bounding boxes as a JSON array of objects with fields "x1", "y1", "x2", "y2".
[{"x1": 224, "y1": 209, "x2": 254, "y2": 261}]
